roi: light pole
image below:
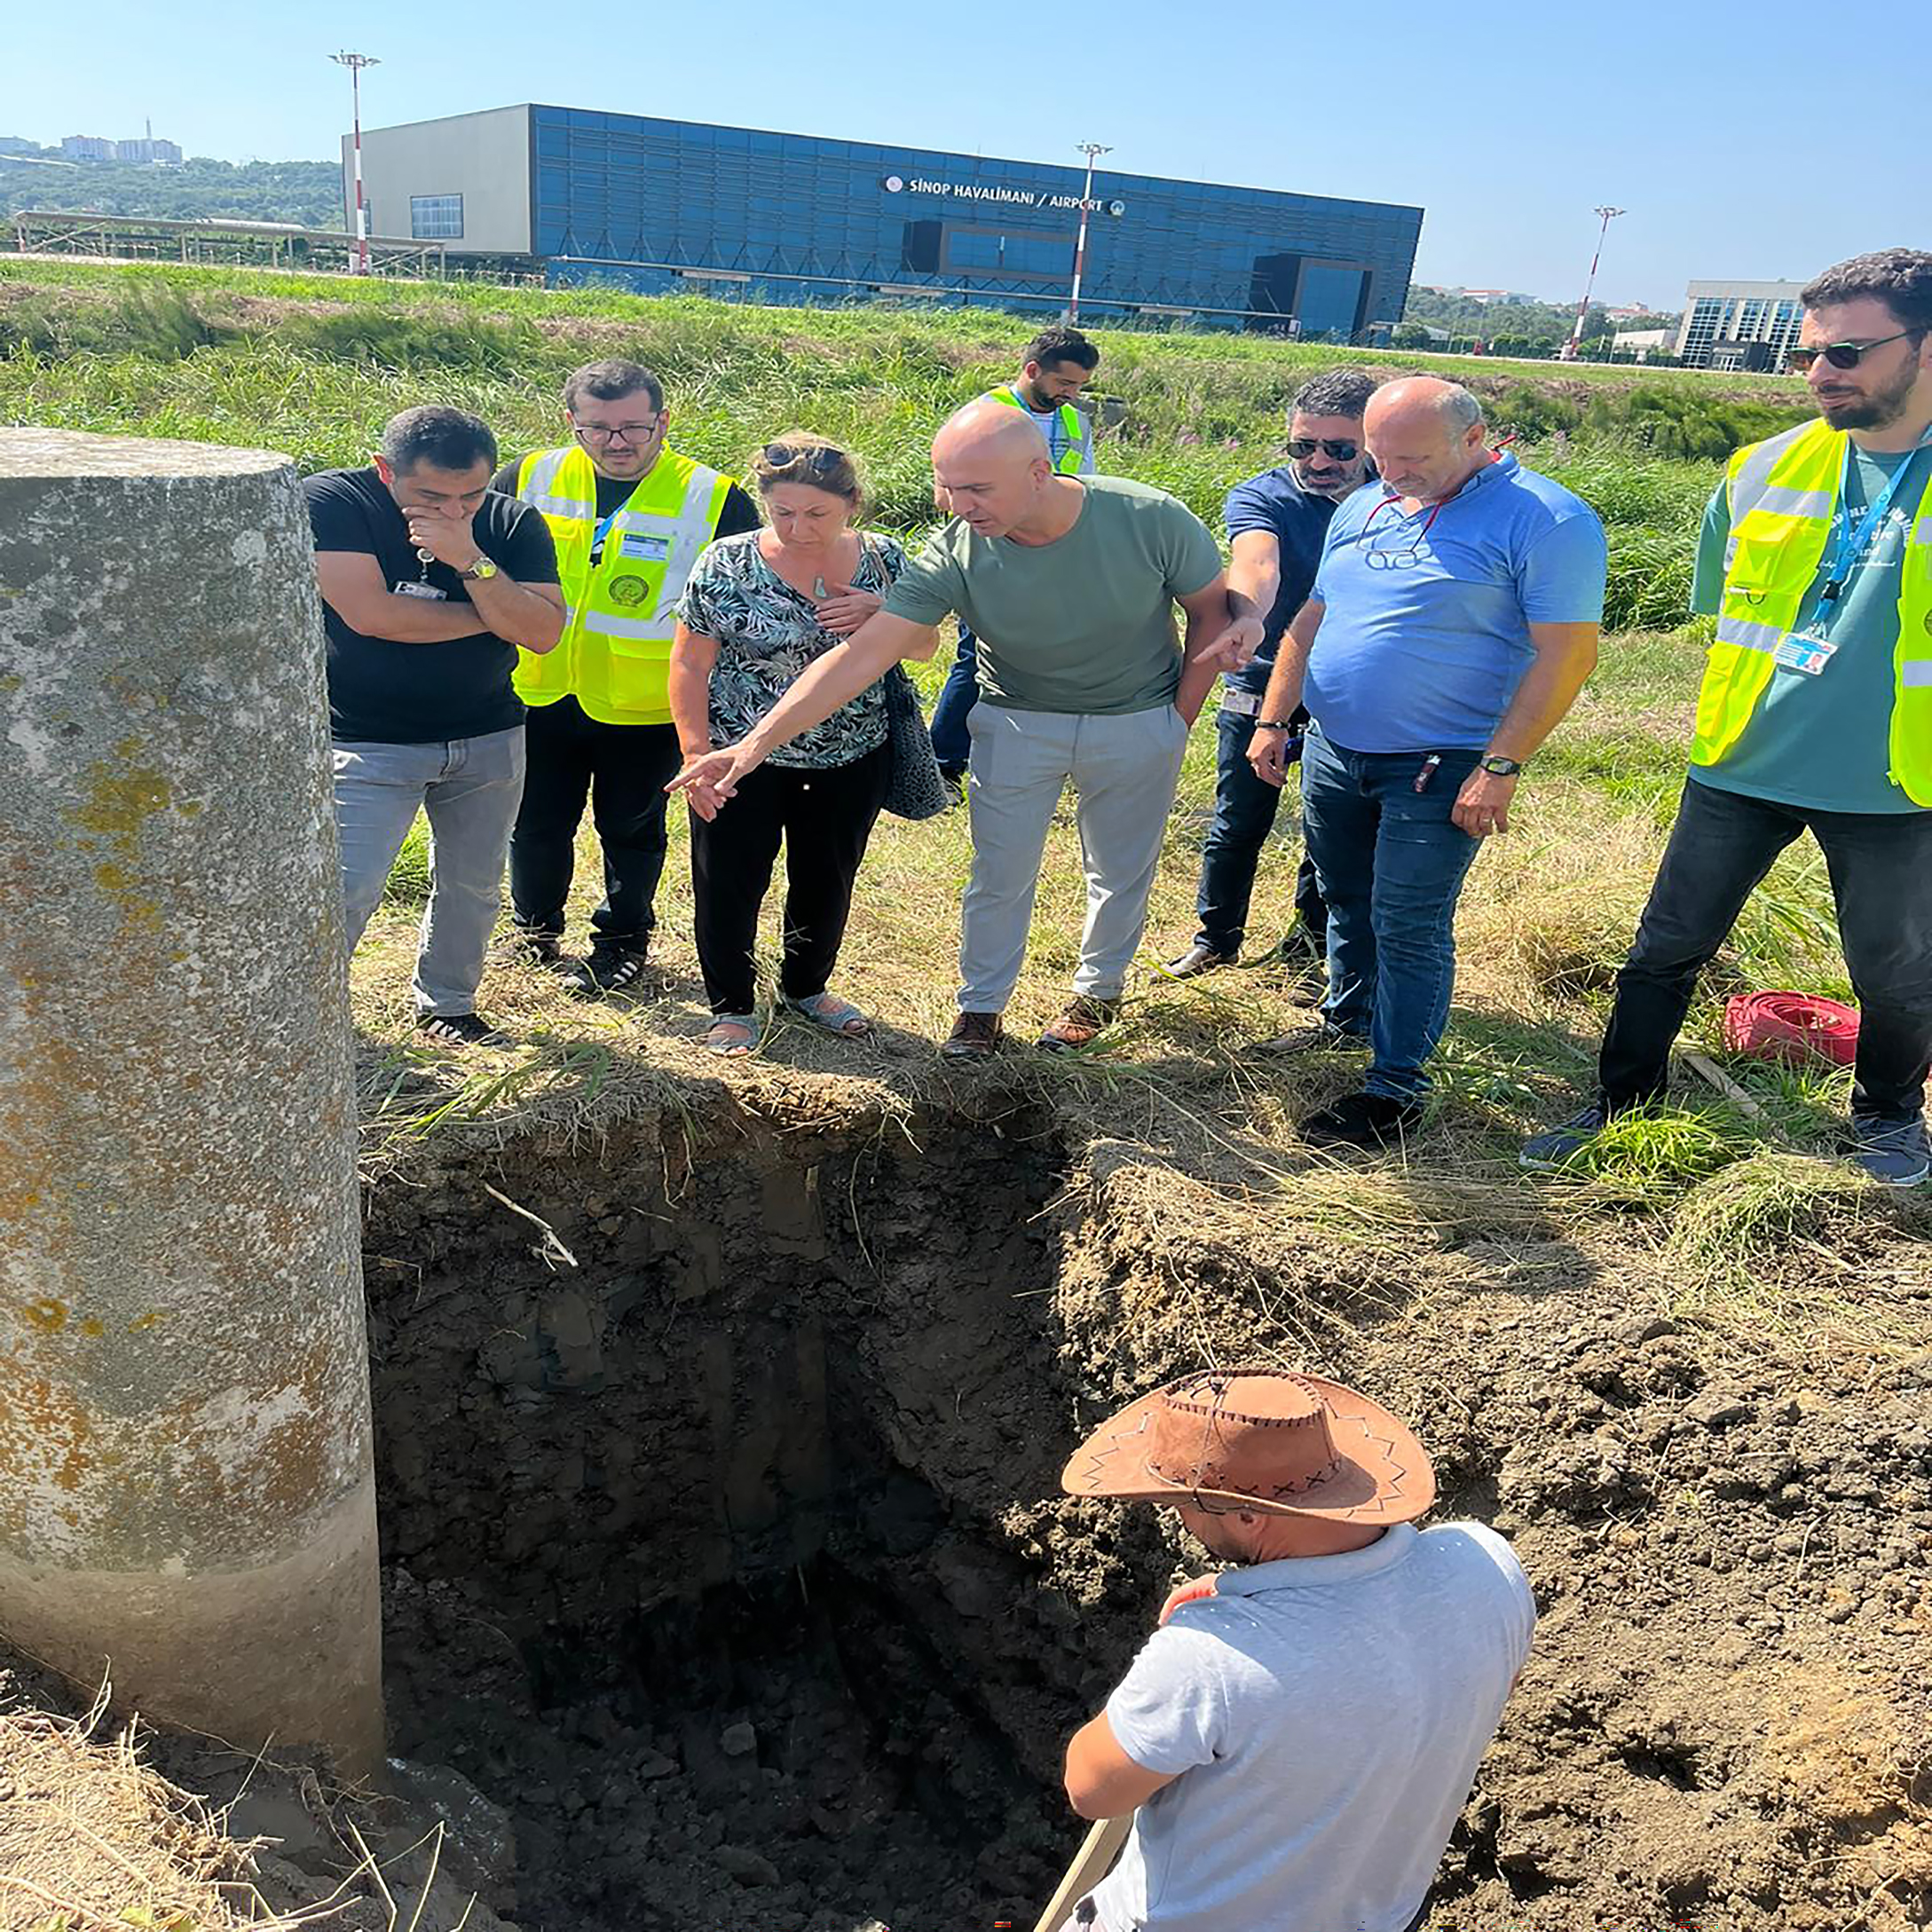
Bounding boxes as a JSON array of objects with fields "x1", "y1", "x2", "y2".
[
  {"x1": 1067, "y1": 141, "x2": 1112, "y2": 325},
  {"x1": 1563, "y1": 205, "x2": 1625, "y2": 360},
  {"x1": 332, "y1": 51, "x2": 380, "y2": 275}
]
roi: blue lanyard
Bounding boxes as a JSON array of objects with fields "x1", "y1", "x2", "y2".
[
  {"x1": 1820, "y1": 428, "x2": 1932, "y2": 600},
  {"x1": 590, "y1": 509, "x2": 623, "y2": 558}
]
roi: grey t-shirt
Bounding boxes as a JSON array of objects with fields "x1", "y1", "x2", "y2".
[
  {"x1": 1092, "y1": 1522, "x2": 1535, "y2": 1932},
  {"x1": 882, "y1": 476, "x2": 1223, "y2": 715}
]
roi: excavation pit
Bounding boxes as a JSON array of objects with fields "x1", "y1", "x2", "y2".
[
  {"x1": 366, "y1": 1100, "x2": 1112, "y2": 1929},
  {"x1": 338, "y1": 1077, "x2": 1930, "y2": 1932}
]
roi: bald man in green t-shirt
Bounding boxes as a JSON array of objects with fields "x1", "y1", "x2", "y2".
[{"x1": 669, "y1": 401, "x2": 1261, "y2": 1058}]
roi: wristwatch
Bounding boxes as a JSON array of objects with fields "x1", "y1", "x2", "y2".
[
  {"x1": 462, "y1": 555, "x2": 501, "y2": 581},
  {"x1": 1479, "y1": 754, "x2": 1523, "y2": 776}
]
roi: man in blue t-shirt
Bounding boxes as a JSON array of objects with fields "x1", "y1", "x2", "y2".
[
  {"x1": 1525, "y1": 248, "x2": 1932, "y2": 1188},
  {"x1": 1250, "y1": 378, "x2": 1606, "y2": 1148},
  {"x1": 1163, "y1": 368, "x2": 1379, "y2": 987}
]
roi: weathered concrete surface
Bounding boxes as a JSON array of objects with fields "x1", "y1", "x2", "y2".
[{"x1": 0, "y1": 428, "x2": 382, "y2": 1774}]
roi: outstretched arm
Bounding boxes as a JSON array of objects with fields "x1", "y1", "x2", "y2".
[{"x1": 668, "y1": 608, "x2": 938, "y2": 818}]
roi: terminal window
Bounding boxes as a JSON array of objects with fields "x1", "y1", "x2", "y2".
[
  {"x1": 410, "y1": 194, "x2": 464, "y2": 241},
  {"x1": 944, "y1": 225, "x2": 1076, "y2": 280}
]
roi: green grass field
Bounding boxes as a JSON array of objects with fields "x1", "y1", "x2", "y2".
[{"x1": 6, "y1": 259, "x2": 1920, "y2": 1343}]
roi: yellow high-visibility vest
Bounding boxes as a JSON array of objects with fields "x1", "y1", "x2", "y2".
[
  {"x1": 987, "y1": 385, "x2": 1092, "y2": 475},
  {"x1": 1700, "y1": 417, "x2": 1932, "y2": 806},
  {"x1": 513, "y1": 443, "x2": 730, "y2": 726}
]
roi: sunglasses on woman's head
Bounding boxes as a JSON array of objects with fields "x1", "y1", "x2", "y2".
[
  {"x1": 1786, "y1": 328, "x2": 1926, "y2": 373},
  {"x1": 764, "y1": 442, "x2": 843, "y2": 475},
  {"x1": 1287, "y1": 438, "x2": 1360, "y2": 461}
]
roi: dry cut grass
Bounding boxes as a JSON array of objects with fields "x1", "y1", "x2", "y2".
[{"x1": 0, "y1": 1678, "x2": 259, "y2": 1932}]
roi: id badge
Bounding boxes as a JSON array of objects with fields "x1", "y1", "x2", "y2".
[
  {"x1": 1220, "y1": 688, "x2": 1262, "y2": 718},
  {"x1": 619, "y1": 532, "x2": 671, "y2": 562},
  {"x1": 1771, "y1": 633, "x2": 1836, "y2": 676},
  {"x1": 394, "y1": 580, "x2": 447, "y2": 601}
]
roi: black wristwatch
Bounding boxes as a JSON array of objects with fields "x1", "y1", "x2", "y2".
[{"x1": 1479, "y1": 754, "x2": 1523, "y2": 776}]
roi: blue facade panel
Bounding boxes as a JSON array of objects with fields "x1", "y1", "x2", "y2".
[{"x1": 527, "y1": 106, "x2": 1422, "y2": 337}]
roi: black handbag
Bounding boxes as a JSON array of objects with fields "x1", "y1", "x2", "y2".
[{"x1": 859, "y1": 534, "x2": 948, "y2": 823}]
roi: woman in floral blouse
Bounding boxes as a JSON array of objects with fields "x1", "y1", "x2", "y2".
[{"x1": 670, "y1": 434, "x2": 907, "y2": 1054}]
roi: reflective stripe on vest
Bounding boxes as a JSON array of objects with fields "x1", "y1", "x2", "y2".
[
  {"x1": 1699, "y1": 417, "x2": 1932, "y2": 806},
  {"x1": 513, "y1": 443, "x2": 729, "y2": 726},
  {"x1": 987, "y1": 385, "x2": 1092, "y2": 475}
]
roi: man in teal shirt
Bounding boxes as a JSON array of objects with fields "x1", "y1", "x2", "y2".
[{"x1": 1525, "y1": 248, "x2": 1932, "y2": 1187}]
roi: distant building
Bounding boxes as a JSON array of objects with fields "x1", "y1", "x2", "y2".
[
  {"x1": 346, "y1": 104, "x2": 1423, "y2": 335},
  {"x1": 0, "y1": 136, "x2": 39, "y2": 156},
  {"x1": 114, "y1": 137, "x2": 183, "y2": 164},
  {"x1": 1455, "y1": 288, "x2": 1537, "y2": 306},
  {"x1": 1601, "y1": 304, "x2": 1653, "y2": 322},
  {"x1": 1612, "y1": 327, "x2": 1672, "y2": 361},
  {"x1": 60, "y1": 135, "x2": 114, "y2": 161},
  {"x1": 1676, "y1": 280, "x2": 1806, "y2": 370}
]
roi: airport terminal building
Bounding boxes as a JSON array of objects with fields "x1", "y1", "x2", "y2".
[{"x1": 346, "y1": 105, "x2": 1423, "y2": 337}]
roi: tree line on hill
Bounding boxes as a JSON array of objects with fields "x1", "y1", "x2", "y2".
[
  {"x1": 0, "y1": 151, "x2": 343, "y2": 228},
  {"x1": 1395, "y1": 285, "x2": 1680, "y2": 359}
]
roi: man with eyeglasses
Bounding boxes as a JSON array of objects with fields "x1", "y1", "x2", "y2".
[
  {"x1": 1163, "y1": 368, "x2": 1379, "y2": 988},
  {"x1": 493, "y1": 359, "x2": 761, "y2": 994},
  {"x1": 1248, "y1": 377, "x2": 1605, "y2": 1150},
  {"x1": 1525, "y1": 248, "x2": 1932, "y2": 1188}
]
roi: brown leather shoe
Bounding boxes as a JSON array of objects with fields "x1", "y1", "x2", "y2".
[
  {"x1": 1037, "y1": 995, "x2": 1122, "y2": 1053},
  {"x1": 942, "y1": 1011, "x2": 1004, "y2": 1060}
]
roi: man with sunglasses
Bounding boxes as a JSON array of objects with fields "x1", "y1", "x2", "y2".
[
  {"x1": 493, "y1": 360, "x2": 761, "y2": 994},
  {"x1": 1248, "y1": 377, "x2": 1605, "y2": 1149},
  {"x1": 1163, "y1": 368, "x2": 1379, "y2": 987},
  {"x1": 1525, "y1": 248, "x2": 1932, "y2": 1188}
]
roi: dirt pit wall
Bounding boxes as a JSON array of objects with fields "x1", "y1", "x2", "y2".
[{"x1": 350, "y1": 1085, "x2": 1931, "y2": 1932}]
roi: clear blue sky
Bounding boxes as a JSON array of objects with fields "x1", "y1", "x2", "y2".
[{"x1": 4, "y1": 0, "x2": 1915, "y2": 310}]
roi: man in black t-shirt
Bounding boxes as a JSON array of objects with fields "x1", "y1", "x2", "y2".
[{"x1": 308, "y1": 405, "x2": 564, "y2": 1047}]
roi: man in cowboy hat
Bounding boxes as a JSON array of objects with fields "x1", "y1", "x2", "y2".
[{"x1": 1056, "y1": 1367, "x2": 1534, "y2": 1932}]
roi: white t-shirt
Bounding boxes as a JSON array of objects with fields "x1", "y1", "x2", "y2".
[{"x1": 1091, "y1": 1521, "x2": 1534, "y2": 1932}]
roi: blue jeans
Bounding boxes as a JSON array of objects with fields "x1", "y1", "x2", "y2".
[
  {"x1": 928, "y1": 623, "x2": 978, "y2": 776},
  {"x1": 1195, "y1": 707, "x2": 1328, "y2": 957},
  {"x1": 1300, "y1": 729, "x2": 1483, "y2": 1100}
]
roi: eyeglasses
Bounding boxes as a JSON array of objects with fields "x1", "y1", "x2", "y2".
[
  {"x1": 1287, "y1": 438, "x2": 1360, "y2": 461},
  {"x1": 1786, "y1": 329, "x2": 1926, "y2": 373},
  {"x1": 1360, "y1": 493, "x2": 1447, "y2": 570},
  {"x1": 575, "y1": 419, "x2": 661, "y2": 446},
  {"x1": 763, "y1": 442, "x2": 844, "y2": 476}
]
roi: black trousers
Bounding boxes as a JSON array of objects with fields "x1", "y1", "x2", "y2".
[
  {"x1": 688, "y1": 742, "x2": 890, "y2": 1015},
  {"x1": 1600, "y1": 777, "x2": 1932, "y2": 1122},
  {"x1": 509, "y1": 697, "x2": 682, "y2": 947}
]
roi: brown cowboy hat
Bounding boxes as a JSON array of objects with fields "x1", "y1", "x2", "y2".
[{"x1": 1061, "y1": 1366, "x2": 1436, "y2": 1524}]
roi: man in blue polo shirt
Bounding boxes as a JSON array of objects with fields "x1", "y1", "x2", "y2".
[
  {"x1": 1163, "y1": 368, "x2": 1379, "y2": 986},
  {"x1": 1249, "y1": 378, "x2": 1606, "y2": 1148}
]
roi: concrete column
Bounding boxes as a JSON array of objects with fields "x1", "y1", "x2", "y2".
[{"x1": 0, "y1": 429, "x2": 382, "y2": 1776}]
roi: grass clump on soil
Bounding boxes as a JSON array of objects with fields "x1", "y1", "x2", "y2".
[
  {"x1": 1661, "y1": 1149, "x2": 1932, "y2": 1342},
  {"x1": 0, "y1": 1680, "x2": 259, "y2": 1932}
]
